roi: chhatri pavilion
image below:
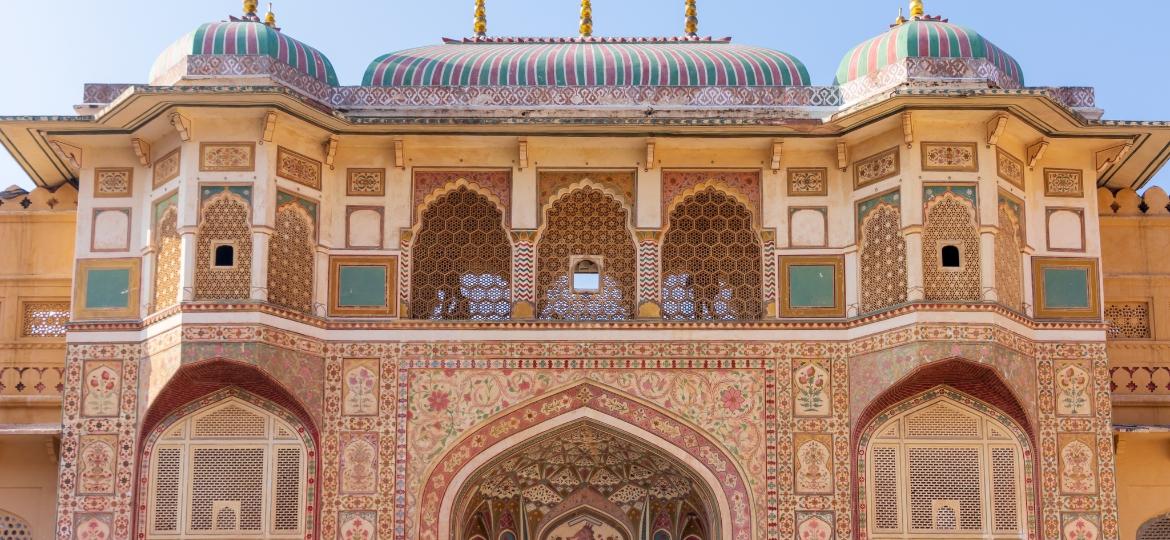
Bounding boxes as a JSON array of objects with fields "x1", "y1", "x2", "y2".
[{"x1": 3, "y1": 1, "x2": 1170, "y2": 539}]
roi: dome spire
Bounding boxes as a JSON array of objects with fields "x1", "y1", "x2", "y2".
[
  {"x1": 473, "y1": 0, "x2": 487, "y2": 38},
  {"x1": 243, "y1": 0, "x2": 258, "y2": 16},
  {"x1": 684, "y1": 0, "x2": 699, "y2": 38},
  {"x1": 264, "y1": 2, "x2": 277, "y2": 27},
  {"x1": 579, "y1": 0, "x2": 593, "y2": 38},
  {"x1": 909, "y1": 0, "x2": 924, "y2": 19}
]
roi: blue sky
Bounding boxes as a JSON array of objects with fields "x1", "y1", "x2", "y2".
[{"x1": 2, "y1": 0, "x2": 1168, "y2": 190}]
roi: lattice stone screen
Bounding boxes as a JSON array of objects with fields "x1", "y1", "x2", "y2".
[
  {"x1": 410, "y1": 186, "x2": 512, "y2": 320},
  {"x1": 153, "y1": 206, "x2": 182, "y2": 311},
  {"x1": 1105, "y1": 301, "x2": 1152, "y2": 339},
  {"x1": 661, "y1": 187, "x2": 763, "y2": 320},
  {"x1": 0, "y1": 511, "x2": 32, "y2": 540},
  {"x1": 1139, "y1": 514, "x2": 1170, "y2": 539},
  {"x1": 922, "y1": 193, "x2": 982, "y2": 302},
  {"x1": 194, "y1": 192, "x2": 253, "y2": 301},
  {"x1": 859, "y1": 204, "x2": 908, "y2": 313},
  {"x1": 268, "y1": 204, "x2": 316, "y2": 314},
  {"x1": 994, "y1": 205, "x2": 1024, "y2": 312},
  {"x1": 20, "y1": 301, "x2": 70, "y2": 337},
  {"x1": 537, "y1": 187, "x2": 637, "y2": 320},
  {"x1": 147, "y1": 398, "x2": 307, "y2": 538},
  {"x1": 865, "y1": 397, "x2": 1027, "y2": 539}
]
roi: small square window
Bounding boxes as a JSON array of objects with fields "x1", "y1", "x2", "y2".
[
  {"x1": 569, "y1": 256, "x2": 603, "y2": 293},
  {"x1": 937, "y1": 241, "x2": 965, "y2": 271},
  {"x1": 211, "y1": 241, "x2": 237, "y2": 269}
]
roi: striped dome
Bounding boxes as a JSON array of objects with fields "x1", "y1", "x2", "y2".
[
  {"x1": 363, "y1": 40, "x2": 810, "y2": 87},
  {"x1": 150, "y1": 21, "x2": 338, "y2": 86},
  {"x1": 836, "y1": 19, "x2": 1023, "y2": 86}
]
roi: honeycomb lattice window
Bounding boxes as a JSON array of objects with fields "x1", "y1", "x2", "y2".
[
  {"x1": 995, "y1": 205, "x2": 1024, "y2": 312},
  {"x1": 0, "y1": 511, "x2": 32, "y2": 540},
  {"x1": 148, "y1": 397, "x2": 308, "y2": 538},
  {"x1": 661, "y1": 187, "x2": 762, "y2": 320},
  {"x1": 150, "y1": 448, "x2": 182, "y2": 533},
  {"x1": 410, "y1": 186, "x2": 512, "y2": 320},
  {"x1": 865, "y1": 396, "x2": 1026, "y2": 539},
  {"x1": 195, "y1": 192, "x2": 253, "y2": 301},
  {"x1": 1139, "y1": 514, "x2": 1170, "y2": 540},
  {"x1": 923, "y1": 193, "x2": 981, "y2": 302},
  {"x1": 537, "y1": 186, "x2": 637, "y2": 320},
  {"x1": 860, "y1": 204, "x2": 908, "y2": 313},
  {"x1": 872, "y1": 446, "x2": 901, "y2": 531},
  {"x1": 153, "y1": 205, "x2": 182, "y2": 311},
  {"x1": 268, "y1": 204, "x2": 316, "y2": 314},
  {"x1": 20, "y1": 301, "x2": 70, "y2": 337},
  {"x1": 1105, "y1": 302, "x2": 1152, "y2": 339}
]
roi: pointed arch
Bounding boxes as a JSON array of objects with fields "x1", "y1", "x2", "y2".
[
  {"x1": 922, "y1": 190, "x2": 981, "y2": 301},
  {"x1": 853, "y1": 358, "x2": 1038, "y2": 540},
  {"x1": 410, "y1": 182, "x2": 513, "y2": 320},
  {"x1": 194, "y1": 189, "x2": 253, "y2": 300},
  {"x1": 1139, "y1": 512, "x2": 1170, "y2": 539},
  {"x1": 536, "y1": 182, "x2": 638, "y2": 320},
  {"x1": 134, "y1": 359, "x2": 320, "y2": 539},
  {"x1": 152, "y1": 202, "x2": 181, "y2": 312},
  {"x1": 661, "y1": 185, "x2": 763, "y2": 320},
  {"x1": 419, "y1": 382, "x2": 752, "y2": 540},
  {"x1": 268, "y1": 200, "x2": 316, "y2": 314},
  {"x1": 859, "y1": 201, "x2": 907, "y2": 313}
]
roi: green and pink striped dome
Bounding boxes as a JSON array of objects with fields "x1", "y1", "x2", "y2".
[
  {"x1": 150, "y1": 21, "x2": 338, "y2": 86},
  {"x1": 835, "y1": 19, "x2": 1023, "y2": 86},
  {"x1": 362, "y1": 39, "x2": 810, "y2": 87}
]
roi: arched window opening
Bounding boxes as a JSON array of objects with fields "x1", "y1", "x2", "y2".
[
  {"x1": 940, "y1": 245, "x2": 961, "y2": 268},
  {"x1": 537, "y1": 187, "x2": 637, "y2": 321},
  {"x1": 571, "y1": 257, "x2": 602, "y2": 293},
  {"x1": 862, "y1": 395, "x2": 1028, "y2": 540},
  {"x1": 661, "y1": 187, "x2": 762, "y2": 321},
  {"x1": 410, "y1": 186, "x2": 512, "y2": 320},
  {"x1": 145, "y1": 396, "x2": 310, "y2": 539}
]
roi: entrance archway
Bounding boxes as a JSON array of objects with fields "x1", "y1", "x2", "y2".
[
  {"x1": 451, "y1": 419, "x2": 715, "y2": 540},
  {"x1": 421, "y1": 383, "x2": 749, "y2": 540}
]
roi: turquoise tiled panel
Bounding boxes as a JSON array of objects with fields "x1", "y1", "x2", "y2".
[
  {"x1": 1043, "y1": 267, "x2": 1090, "y2": 309},
  {"x1": 85, "y1": 268, "x2": 131, "y2": 309},
  {"x1": 789, "y1": 265, "x2": 836, "y2": 308},
  {"x1": 338, "y1": 265, "x2": 387, "y2": 307}
]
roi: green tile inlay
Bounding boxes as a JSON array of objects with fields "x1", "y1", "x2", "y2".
[
  {"x1": 1043, "y1": 267, "x2": 1090, "y2": 309},
  {"x1": 85, "y1": 268, "x2": 131, "y2": 309},
  {"x1": 789, "y1": 265, "x2": 836, "y2": 308},
  {"x1": 339, "y1": 265, "x2": 387, "y2": 307}
]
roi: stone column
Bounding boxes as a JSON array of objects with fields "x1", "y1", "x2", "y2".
[
  {"x1": 177, "y1": 226, "x2": 198, "y2": 301},
  {"x1": 979, "y1": 226, "x2": 998, "y2": 303},
  {"x1": 251, "y1": 226, "x2": 273, "y2": 302},
  {"x1": 903, "y1": 225, "x2": 925, "y2": 302}
]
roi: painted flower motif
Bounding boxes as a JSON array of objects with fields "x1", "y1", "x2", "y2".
[
  {"x1": 1057, "y1": 366, "x2": 1089, "y2": 415},
  {"x1": 796, "y1": 365, "x2": 828, "y2": 414},
  {"x1": 428, "y1": 390, "x2": 450, "y2": 412},
  {"x1": 720, "y1": 387, "x2": 746, "y2": 412}
]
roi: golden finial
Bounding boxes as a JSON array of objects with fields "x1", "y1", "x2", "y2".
[
  {"x1": 684, "y1": 0, "x2": 698, "y2": 37},
  {"x1": 579, "y1": 0, "x2": 593, "y2": 38},
  {"x1": 243, "y1": 0, "x2": 258, "y2": 16},
  {"x1": 473, "y1": 0, "x2": 487, "y2": 37},
  {"x1": 909, "y1": 0, "x2": 924, "y2": 19},
  {"x1": 264, "y1": 2, "x2": 276, "y2": 27},
  {"x1": 893, "y1": 7, "x2": 906, "y2": 26}
]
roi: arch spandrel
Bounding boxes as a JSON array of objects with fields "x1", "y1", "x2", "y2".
[{"x1": 417, "y1": 382, "x2": 753, "y2": 540}]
